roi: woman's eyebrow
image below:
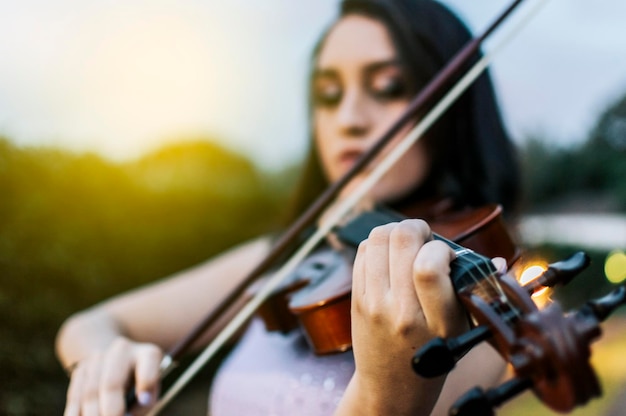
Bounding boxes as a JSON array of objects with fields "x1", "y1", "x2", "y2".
[
  {"x1": 312, "y1": 68, "x2": 338, "y2": 79},
  {"x1": 314, "y1": 59, "x2": 401, "y2": 78},
  {"x1": 363, "y1": 59, "x2": 403, "y2": 75}
]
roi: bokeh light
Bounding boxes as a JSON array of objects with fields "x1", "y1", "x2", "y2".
[
  {"x1": 605, "y1": 250, "x2": 626, "y2": 284},
  {"x1": 518, "y1": 262, "x2": 550, "y2": 307}
]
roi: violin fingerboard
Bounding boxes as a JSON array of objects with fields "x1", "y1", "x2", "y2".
[
  {"x1": 336, "y1": 208, "x2": 497, "y2": 292},
  {"x1": 334, "y1": 208, "x2": 404, "y2": 247}
]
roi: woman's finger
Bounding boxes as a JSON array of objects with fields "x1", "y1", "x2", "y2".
[
  {"x1": 352, "y1": 241, "x2": 367, "y2": 299},
  {"x1": 363, "y1": 223, "x2": 395, "y2": 297},
  {"x1": 99, "y1": 338, "x2": 134, "y2": 416},
  {"x1": 64, "y1": 361, "x2": 87, "y2": 416},
  {"x1": 81, "y1": 353, "x2": 104, "y2": 416},
  {"x1": 412, "y1": 240, "x2": 464, "y2": 337},
  {"x1": 491, "y1": 257, "x2": 507, "y2": 275},
  {"x1": 388, "y1": 220, "x2": 430, "y2": 299},
  {"x1": 133, "y1": 343, "x2": 163, "y2": 407}
]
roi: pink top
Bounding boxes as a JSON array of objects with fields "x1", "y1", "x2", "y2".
[{"x1": 209, "y1": 318, "x2": 355, "y2": 415}]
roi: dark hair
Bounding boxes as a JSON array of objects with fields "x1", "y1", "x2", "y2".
[{"x1": 286, "y1": 0, "x2": 520, "y2": 224}]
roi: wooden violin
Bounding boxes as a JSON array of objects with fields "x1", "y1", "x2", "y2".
[
  {"x1": 256, "y1": 200, "x2": 626, "y2": 415},
  {"x1": 257, "y1": 202, "x2": 519, "y2": 355}
]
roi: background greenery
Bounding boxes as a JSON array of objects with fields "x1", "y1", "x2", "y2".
[
  {"x1": 1, "y1": 93, "x2": 625, "y2": 415},
  {"x1": 0, "y1": 138, "x2": 296, "y2": 414}
]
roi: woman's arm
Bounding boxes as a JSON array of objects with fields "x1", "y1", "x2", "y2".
[{"x1": 55, "y1": 235, "x2": 271, "y2": 415}]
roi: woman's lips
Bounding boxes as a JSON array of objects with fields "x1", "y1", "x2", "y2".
[{"x1": 337, "y1": 150, "x2": 365, "y2": 172}]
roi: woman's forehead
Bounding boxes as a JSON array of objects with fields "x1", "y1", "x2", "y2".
[{"x1": 316, "y1": 14, "x2": 397, "y2": 69}]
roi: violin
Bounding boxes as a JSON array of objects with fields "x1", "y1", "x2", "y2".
[
  {"x1": 139, "y1": 1, "x2": 626, "y2": 414},
  {"x1": 254, "y1": 199, "x2": 626, "y2": 416},
  {"x1": 257, "y1": 201, "x2": 519, "y2": 355}
]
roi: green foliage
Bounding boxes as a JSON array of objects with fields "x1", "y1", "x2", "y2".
[
  {"x1": 0, "y1": 137, "x2": 295, "y2": 414},
  {"x1": 520, "y1": 91, "x2": 626, "y2": 212},
  {"x1": 586, "y1": 94, "x2": 626, "y2": 206}
]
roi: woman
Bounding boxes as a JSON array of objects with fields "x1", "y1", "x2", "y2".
[{"x1": 56, "y1": 0, "x2": 520, "y2": 415}]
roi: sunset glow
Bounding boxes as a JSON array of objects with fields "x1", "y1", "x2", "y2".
[{"x1": 1, "y1": 1, "x2": 626, "y2": 169}]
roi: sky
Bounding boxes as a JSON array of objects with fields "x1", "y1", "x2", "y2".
[{"x1": 0, "y1": 0, "x2": 625, "y2": 169}]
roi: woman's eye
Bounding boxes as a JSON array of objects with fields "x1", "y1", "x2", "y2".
[
  {"x1": 370, "y1": 77, "x2": 408, "y2": 101},
  {"x1": 313, "y1": 84, "x2": 342, "y2": 108}
]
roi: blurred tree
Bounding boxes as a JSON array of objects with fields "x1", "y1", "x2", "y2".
[
  {"x1": 585, "y1": 93, "x2": 626, "y2": 207},
  {"x1": 520, "y1": 90, "x2": 626, "y2": 212},
  {"x1": 0, "y1": 137, "x2": 296, "y2": 414}
]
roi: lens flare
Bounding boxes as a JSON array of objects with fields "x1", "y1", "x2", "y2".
[{"x1": 518, "y1": 262, "x2": 550, "y2": 307}]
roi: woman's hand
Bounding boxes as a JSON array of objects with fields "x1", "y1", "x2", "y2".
[
  {"x1": 337, "y1": 219, "x2": 468, "y2": 415},
  {"x1": 64, "y1": 337, "x2": 163, "y2": 416}
]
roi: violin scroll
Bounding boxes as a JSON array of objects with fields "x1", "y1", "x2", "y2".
[
  {"x1": 418, "y1": 264, "x2": 626, "y2": 415},
  {"x1": 413, "y1": 251, "x2": 592, "y2": 378}
]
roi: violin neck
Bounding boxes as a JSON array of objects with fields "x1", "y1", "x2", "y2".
[
  {"x1": 433, "y1": 234, "x2": 497, "y2": 291},
  {"x1": 335, "y1": 207, "x2": 497, "y2": 293}
]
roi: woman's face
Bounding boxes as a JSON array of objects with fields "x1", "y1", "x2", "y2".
[{"x1": 313, "y1": 14, "x2": 431, "y2": 204}]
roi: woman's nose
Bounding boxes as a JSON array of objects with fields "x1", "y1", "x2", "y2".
[{"x1": 336, "y1": 89, "x2": 371, "y2": 138}]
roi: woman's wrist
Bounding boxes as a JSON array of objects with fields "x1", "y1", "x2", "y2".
[
  {"x1": 56, "y1": 308, "x2": 125, "y2": 369},
  {"x1": 336, "y1": 370, "x2": 446, "y2": 416}
]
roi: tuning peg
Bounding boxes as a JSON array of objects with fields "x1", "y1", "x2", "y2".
[
  {"x1": 523, "y1": 252, "x2": 590, "y2": 294},
  {"x1": 449, "y1": 377, "x2": 532, "y2": 416},
  {"x1": 579, "y1": 285, "x2": 626, "y2": 322},
  {"x1": 412, "y1": 325, "x2": 491, "y2": 377}
]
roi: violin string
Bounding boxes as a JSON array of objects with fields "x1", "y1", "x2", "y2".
[
  {"x1": 454, "y1": 253, "x2": 518, "y2": 320},
  {"x1": 444, "y1": 232, "x2": 516, "y2": 320},
  {"x1": 452, "y1": 232, "x2": 522, "y2": 321},
  {"x1": 147, "y1": 2, "x2": 547, "y2": 413},
  {"x1": 437, "y1": 236, "x2": 516, "y2": 315}
]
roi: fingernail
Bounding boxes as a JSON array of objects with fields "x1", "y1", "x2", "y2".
[{"x1": 138, "y1": 391, "x2": 152, "y2": 406}]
